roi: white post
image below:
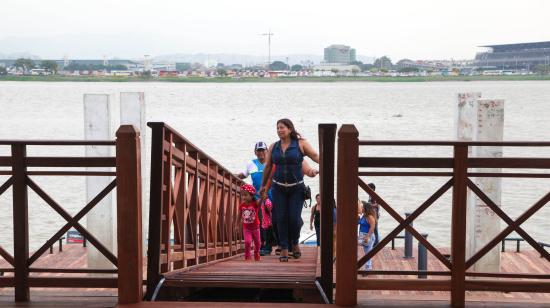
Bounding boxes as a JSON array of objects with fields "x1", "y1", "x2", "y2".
[
  {"x1": 120, "y1": 92, "x2": 147, "y2": 255},
  {"x1": 84, "y1": 94, "x2": 114, "y2": 269},
  {"x1": 456, "y1": 92, "x2": 481, "y2": 261},
  {"x1": 472, "y1": 99, "x2": 504, "y2": 272}
]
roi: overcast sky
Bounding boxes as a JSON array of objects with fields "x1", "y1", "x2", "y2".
[{"x1": 1, "y1": 0, "x2": 549, "y2": 60}]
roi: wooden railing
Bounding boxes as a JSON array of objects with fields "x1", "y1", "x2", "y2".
[
  {"x1": 0, "y1": 125, "x2": 143, "y2": 304},
  {"x1": 145, "y1": 122, "x2": 244, "y2": 300},
  {"x1": 332, "y1": 124, "x2": 550, "y2": 307}
]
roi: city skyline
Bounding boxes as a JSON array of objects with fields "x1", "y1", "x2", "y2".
[{"x1": 1, "y1": 0, "x2": 549, "y2": 60}]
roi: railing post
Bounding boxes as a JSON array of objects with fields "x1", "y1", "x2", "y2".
[
  {"x1": 145, "y1": 123, "x2": 165, "y2": 300},
  {"x1": 319, "y1": 123, "x2": 336, "y2": 304},
  {"x1": 116, "y1": 125, "x2": 143, "y2": 304},
  {"x1": 335, "y1": 124, "x2": 358, "y2": 306},
  {"x1": 418, "y1": 233, "x2": 428, "y2": 279},
  {"x1": 12, "y1": 144, "x2": 29, "y2": 301},
  {"x1": 451, "y1": 145, "x2": 468, "y2": 307},
  {"x1": 404, "y1": 212, "x2": 413, "y2": 258}
]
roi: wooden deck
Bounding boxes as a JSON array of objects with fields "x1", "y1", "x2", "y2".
[
  {"x1": 161, "y1": 246, "x2": 320, "y2": 293},
  {"x1": 358, "y1": 246, "x2": 550, "y2": 303},
  {"x1": 1, "y1": 244, "x2": 549, "y2": 306}
]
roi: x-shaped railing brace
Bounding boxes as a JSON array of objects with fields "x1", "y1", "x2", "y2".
[{"x1": 357, "y1": 178, "x2": 453, "y2": 270}]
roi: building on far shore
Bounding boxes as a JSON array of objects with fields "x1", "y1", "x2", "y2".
[
  {"x1": 323, "y1": 44, "x2": 356, "y2": 64},
  {"x1": 474, "y1": 41, "x2": 550, "y2": 70}
]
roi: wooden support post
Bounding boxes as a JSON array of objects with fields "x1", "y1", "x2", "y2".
[
  {"x1": 335, "y1": 124, "x2": 358, "y2": 306},
  {"x1": 12, "y1": 144, "x2": 29, "y2": 301},
  {"x1": 116, "y1": 125, "x2": 143, "y2": 304},
  {"x1": 451, "y1": 145, "x2": 468, "y2": 307},
  {"x1": 145, "y1": 123, "x2": 165, "y2": 300},
  {"x1": 318, "y1": 123, "x2": 336, "y2": 304}
]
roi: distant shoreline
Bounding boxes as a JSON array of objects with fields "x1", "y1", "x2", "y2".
[{"x1": 1, "y1": 75, "x2": 550, "y2": 82}]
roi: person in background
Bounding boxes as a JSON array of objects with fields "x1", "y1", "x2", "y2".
[
  {"x1": 260, "y1": 118, "x2": 319, "y2": 262},
  {"x1": 358, "y1": 201, "x2": 377, "y2": 270},
  {"x1": 309, "y1": 194, "x2": 321, "y2": 246},
  {"x1": 240, "y1": 184, "x2": 262, "y2": 261},
  {"x1": 367, "y1": 182, "x2": 380, "y2": 246}
]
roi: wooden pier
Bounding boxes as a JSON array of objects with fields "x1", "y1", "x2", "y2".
[{"x1": 1, "y1": 122, "x2": 549, "y2": 307}]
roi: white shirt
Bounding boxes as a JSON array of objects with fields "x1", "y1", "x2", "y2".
[{"x1": 242, "y1": 159, "x2": 260, "y2": 178}]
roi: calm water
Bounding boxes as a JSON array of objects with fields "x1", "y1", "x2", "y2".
[{"x1": 1, "y1": 81, "x2": 549, "y2": 253}]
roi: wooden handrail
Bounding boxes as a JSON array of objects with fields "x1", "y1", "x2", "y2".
[
  {"x1": 0, "y1": 129, "x2": 142, "y2": 303},
  {"x1": 333, "y1": 124, "x2": 550, "y2": 307},
  {"x1": 359, "y1": 140, "x2": 550, "y2": 146},
  {"x1": 145, "y1": 122, "x2": 244, "y2": 300}
]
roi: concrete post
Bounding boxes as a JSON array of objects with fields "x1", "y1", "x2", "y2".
[
  {"x1": 472, "y1": 99, "x2": 504, "y2": 272},
  {"x1": 456, "y1": 92, "x2": 481, "y2": 261},
  {"x1": 120, "y1": 92, "x2": 147, "y2": 255},
  {"x1": 84, "y1": 94, "x2": 114, "y2": 269}
]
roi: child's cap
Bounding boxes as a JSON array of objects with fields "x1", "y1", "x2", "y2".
[{"x1": 241, "y1": 184, "x2": 256, "y2": 195}]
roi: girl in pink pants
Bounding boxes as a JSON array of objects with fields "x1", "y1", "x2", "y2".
[{"x1": 240, "y1": 184, "x2": 261, "y2": 261}]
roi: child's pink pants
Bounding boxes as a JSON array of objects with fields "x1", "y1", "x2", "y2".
[{"x1": 244, "y1": 227, "x2": 261, "y2": 258}]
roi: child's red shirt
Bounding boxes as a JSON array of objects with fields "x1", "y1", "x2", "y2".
[{"x1": 240, "y1": 200, "x2": 260, "y2": 230}]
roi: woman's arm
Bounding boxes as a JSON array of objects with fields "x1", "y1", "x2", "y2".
[
  {"x1": 366, "y1": 215, "x2": 376, "y2": 238},
  {"x1": 302, "y1": 160, "x2": 318, "y2": 178},
  {"x1": 300, "y1": 139, "x2": 320, "y2": 164},
  {"x1": 309, "y1": 206, "x2": 315, "y2": 230}
]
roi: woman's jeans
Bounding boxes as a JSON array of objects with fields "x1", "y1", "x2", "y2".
[
  {"x1": 359, "y1": 232, "x2": 375, "y2": 270},
  {"x1": 272, "y1": 183, "x2": 304, "y2": 250}
]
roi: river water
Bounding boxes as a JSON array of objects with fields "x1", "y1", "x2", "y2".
[{"x1": 0, "y1": 81, "x2": 549, "y2": 253}]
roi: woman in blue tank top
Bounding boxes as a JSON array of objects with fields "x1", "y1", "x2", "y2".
[{"x1": 260, "y1": 118, "x2": 319, "y2": 262}]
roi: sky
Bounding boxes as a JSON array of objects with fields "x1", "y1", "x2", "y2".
[{"x1": 1, "y1": 0, "x2": 549, "y2": 61}]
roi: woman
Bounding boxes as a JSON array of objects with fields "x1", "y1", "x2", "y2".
[
  {"x1": 260, "y1": 118, "x2": 319, "y2": 262},
  {"x1": 358, "y1": 201, "x2": 377, "y2": 270},
  {"x1": 309, "y1": 194, "x2": 321, "y2": 246}
]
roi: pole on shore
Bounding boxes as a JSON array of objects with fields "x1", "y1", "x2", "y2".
[{"x1": 84, "y1": 94, "x2": 115, "y2": 269}]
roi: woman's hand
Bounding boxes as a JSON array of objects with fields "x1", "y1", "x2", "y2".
[
  {"x1": 363, "y1": 236, "x2": 370, "y2": 245},
  {"x1": 259, "y1": 186, "x2": 267, "y2": 200}
]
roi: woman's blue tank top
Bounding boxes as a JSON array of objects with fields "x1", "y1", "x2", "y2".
[{"x1": 271, "y1": 139, "x2": 304, "y2": 184}]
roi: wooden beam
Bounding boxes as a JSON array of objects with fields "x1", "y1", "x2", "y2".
[
  {"x1": 335, "y1": 124, "x2": 358, "y2": 306},
  {"x1": 116, "y1": 125, "x2": 143, "y2": 304},
  {"x1": 451, "y1": 145, "x2": 468, "y2": 307},
  {"x1": 12, "y1": 144, "x2": 29, "y2": 301},
  {"x1": 318, "y1": 123, "x2": 336, "y2": 304},
  {"x1": 357, "y1": 278, "x2": 451, "y2": 291}
]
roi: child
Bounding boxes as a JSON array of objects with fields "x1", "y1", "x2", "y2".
[
  {"x1": 260, "y1": 197, "x2": 274, "y2": 255},
  {"x1": 358, "y1": 201, "x2": 377, "y2": 270},
  {"x1": 240, "y1": 184, "x2": 262, "y2": 261}
]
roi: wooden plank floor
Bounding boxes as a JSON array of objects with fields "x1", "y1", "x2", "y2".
[
  {"x1": 2, "y1": 244, "x2": 549, "y2": 306},
  {"x1": 164, "y1": 246, "x2": 319, "y2": 290},
  {"x1": 358, "y1": 246, "x2": 550, "y2": 303}
]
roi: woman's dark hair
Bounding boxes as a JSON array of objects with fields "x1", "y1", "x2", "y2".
[
  {"x1": 315, "y1": 193, "x2": 320, "y2": 198},
  {"x1": 368, "y1": 182, "x2": 376, "y2": 191},
  {"x1": 361, "y1": 200, "x2": 377, "y2": 219},
  {"x1": 277, "y1": 118, "x2": 302, "y2": 140}
]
